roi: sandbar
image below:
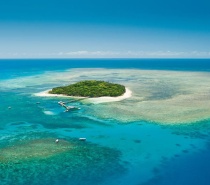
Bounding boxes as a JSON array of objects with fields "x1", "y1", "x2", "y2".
[{"x1": 34, "y1": 87, "x2": 132, "y2": 104}]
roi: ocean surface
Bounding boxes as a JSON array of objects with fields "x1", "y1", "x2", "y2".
[{"x1": 0, "y1": 59, "x2": 210, "y2": 185}]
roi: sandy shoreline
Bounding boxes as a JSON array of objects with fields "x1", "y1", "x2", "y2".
[{"x1": 34, "y1": 88, "x2": 132, "y2": 104}]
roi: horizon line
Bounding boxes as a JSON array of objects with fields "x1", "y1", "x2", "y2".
[{"x1": 0, "y1": 57, "x2": 210, "y2": 60}]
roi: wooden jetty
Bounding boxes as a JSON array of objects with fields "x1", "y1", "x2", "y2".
[{"x1": 58, "y1": 101, "x2": 78, "y2": 111}]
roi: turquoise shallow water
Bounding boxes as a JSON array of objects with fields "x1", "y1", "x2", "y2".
[{"x1": 1, "y1": 59, "x2": 210, "y2": 185}]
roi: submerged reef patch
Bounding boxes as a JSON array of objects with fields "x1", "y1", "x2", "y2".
[
  {"x1": 0, "y1": 134, "x2": 126, "y2": 185},
  {"x1": 1, "y1": 68, "x2": 210, "y2": 124}
]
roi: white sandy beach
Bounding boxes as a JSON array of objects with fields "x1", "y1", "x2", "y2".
[{"x1": 34, "y1": 88, "x2": 132, "y2": 104}]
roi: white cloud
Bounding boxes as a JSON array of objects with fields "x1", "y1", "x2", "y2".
[
  {"x1": 56, "y1": 50, "x2": 210, "y2": 58},
  {"x1": 0, "y1": 50, "x2": 210, "y2": 58},
  {"x1": 125, "y1": 51, "x2": 210, "y2": 58},
  {"x1": 65, "y1": 50, "x2": 120, "y2": 56}
]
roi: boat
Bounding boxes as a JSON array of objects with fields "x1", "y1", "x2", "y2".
[{"x1": 79, "y1": 138, "x2": 86, "y2": 141}]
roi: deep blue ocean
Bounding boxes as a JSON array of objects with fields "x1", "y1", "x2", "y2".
[{"x1": 0, "y1": 59, "x2": 210, "y2": 185}]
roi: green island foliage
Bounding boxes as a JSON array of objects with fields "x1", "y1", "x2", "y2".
[{"x1": 49, "y1": 80, "x2": 126, "y2": 97}]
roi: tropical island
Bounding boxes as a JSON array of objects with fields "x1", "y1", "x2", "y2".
[{"x1": 49, "y1": 80, "x2": 126, "y2": 98}]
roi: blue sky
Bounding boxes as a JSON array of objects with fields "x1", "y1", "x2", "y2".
[{"x1": 0, "y1": 0, "x2": 210, "y2": 58}]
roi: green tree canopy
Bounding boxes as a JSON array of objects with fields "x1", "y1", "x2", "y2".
[{"x1": 49, "y1": 80, "x2": 126, "y2": 97}]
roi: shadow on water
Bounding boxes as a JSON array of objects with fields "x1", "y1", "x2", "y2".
[{"x1": 141, "y1": 141, "x2": 210, "y2": 185}]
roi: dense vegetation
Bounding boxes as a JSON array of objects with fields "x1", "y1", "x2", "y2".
[{"x1": 49, "y1": 80, "x2": 126, "y2": 97}]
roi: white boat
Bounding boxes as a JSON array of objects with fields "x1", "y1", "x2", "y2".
[{"x1": 79, "y1": 138, "x2": 86, "y2": 141}]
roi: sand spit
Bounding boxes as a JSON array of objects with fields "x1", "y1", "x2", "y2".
[{"x1": 34, "y1": 87, "x2": 132, "y2": 104}]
